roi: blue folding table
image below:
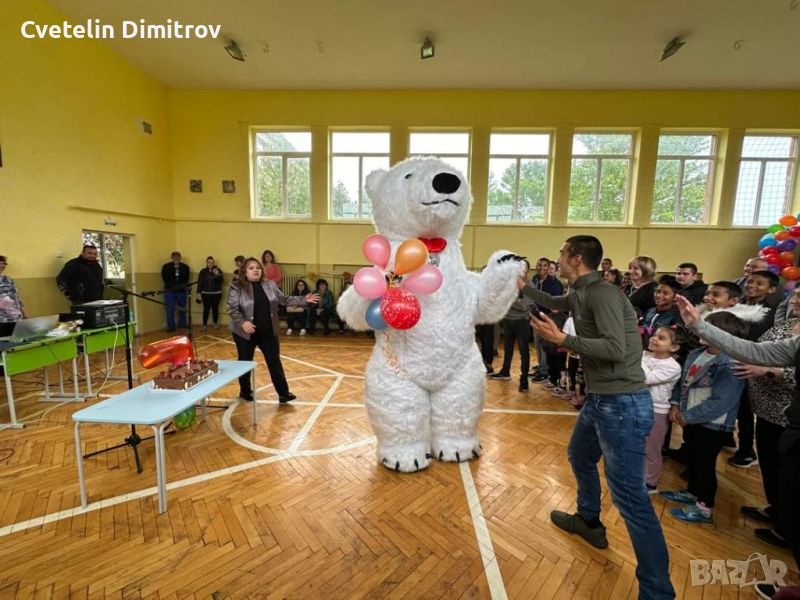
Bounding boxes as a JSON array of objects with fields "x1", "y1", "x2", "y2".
[{"x1": 72, "y1": 359, "x2": 257, "y2": 513}]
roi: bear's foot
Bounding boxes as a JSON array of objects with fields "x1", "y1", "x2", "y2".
[
  {"x1": 379, "y1": 442, "x2": 432, "y2": 473},
  {"x1": 431, "y1": 436, "x2": 482, "y2": 463}
]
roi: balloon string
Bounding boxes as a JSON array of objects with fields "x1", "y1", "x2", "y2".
[{"x1": 381, "y1": 330, "x2": 407, "y2": 378}]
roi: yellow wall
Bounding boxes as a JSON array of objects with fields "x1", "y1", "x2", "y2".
[
  {"x1": 0, "y1": 0, "x2": 175, "y2": 332},
  {"x1": 166, "y1": 89, "x2": 800, "y2": 283}
]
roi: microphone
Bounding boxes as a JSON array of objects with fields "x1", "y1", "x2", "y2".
[{"x1": 103, "y1": 279, "x2": 114, "y2": 287}]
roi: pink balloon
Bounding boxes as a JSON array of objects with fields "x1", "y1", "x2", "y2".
[
  {"x1": 353, "y1": 267, "x2": 387, "y2": 300},
  {"x1": 402, "y1": 264, "x2": 443, "y2": 295},
  {"x1": 362, "y1": 234, "x2": 391, "y2": 269}
]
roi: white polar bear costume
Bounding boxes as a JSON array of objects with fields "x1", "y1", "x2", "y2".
[{"x1": 337, "y1": 157, "x2": 526, "y2": 472}]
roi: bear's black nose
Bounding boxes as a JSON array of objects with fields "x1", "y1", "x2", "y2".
[{"x1": 432, "y1": 172, "x2": 461, "y2": 194}]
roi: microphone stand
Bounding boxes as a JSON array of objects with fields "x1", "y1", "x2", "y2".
[{"x1": 81, "y1": 283, "x2": 178, "y2": 474}]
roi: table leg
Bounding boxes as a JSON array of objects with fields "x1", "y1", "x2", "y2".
[
  {"x1": 151, "y1": 424, "x2": 165, "y2": 513},
  {"x1": 3, "y1": 359, "x2": 21, "y2": 428},
  {"x1": 252, "y1": 369, "x2": 257, "y2": 426},
  {"x1": 201, "y1": 396, "x2": 207, "y2": 422},
  {"x1": 75, "y1": 422, "x2": 87, "y2": 507},
  {"x1": 58, "y1": 364, "x2": 65, "y2": 396},
  {"x1": 43, "y1": 366, "x2": 50, "y2": 399},
  {"x1": 72, "y1": 358, "x2": 81, "y2": 401},
  {"x1": 84, "y1": 349, "x2": 93, "y2": 397}
]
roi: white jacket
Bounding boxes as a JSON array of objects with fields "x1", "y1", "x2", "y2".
[{"x1": 642, "y1": 352, "x2": 681, "y2": 415}]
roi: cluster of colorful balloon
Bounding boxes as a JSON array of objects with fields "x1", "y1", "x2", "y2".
[
  {"x1": 353, "y1": 234, "x2": 443, "y2": 330},
  {"x1": 758, "y1": 214, "x2": 800, "y2": 289}
]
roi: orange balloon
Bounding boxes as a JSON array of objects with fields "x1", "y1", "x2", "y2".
[
  {"x1": 775, "y1": 230, "x2": 791, "y2": 241},
  {"x1": 779, "y1": 215, "x2": 798, "y2": 227},
  {"x1": 394, "y1": 239, "x2": 429, "y2": 275},
  {"x1": 780, "y1": 251, "x2": 796, "y2": 263},
  {"x1": 781, "y1": 266, "x2": 800, "y2": 281}
]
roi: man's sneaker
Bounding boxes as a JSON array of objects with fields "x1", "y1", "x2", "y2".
[
  {"x1": 530, "y1": 373, "x2": 548, "y2": 382},
  {"x1": 671, "y1": 504, "x2": 713, "y2": 524},
  {"x1": 488, "y1": 372, "x2": 511, "y2": 380},
  {"x1": 754, "y1": 528, "x2": 789, "y2": 548},
  {"x1": 646, "y1": 484, "x2": 659, "y2": 495},
  {"x1": 518, "y1": 381, "x2": 529, "y2": 392},
  {"x1": 551, "y1": 387, "x2": 573, "y2": 400},
  {"x1": 741, "y1": 505, "x2": 777, "y2": 524},
  {"x1": 727, "y1": 452, "x2": 758, "y2": 468},
  {"x1": 549, "y1": 510, "x2": 608, "y2": 549},
  {"x1": 485, "y1": 366, "x2": 494, "y2": 375},
  {"x1": 541, "y1": 381, "x2": 558, "y2": 391},
  {"x1": 286, "y1": 328, "x2": 293, "y2": 335},
  {"x1": 299, "y1": 329, "x2": 307, "y2": 336},
  {"x1": 278, "y1": 393, "x2": 296, "y2": 403},
  {"x1": 661, "y1": 489, "x2": 697, "y2": 504}
]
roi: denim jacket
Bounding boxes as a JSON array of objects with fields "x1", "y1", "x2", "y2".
[{"x1": 669, "y1": 348, "x2": 744, "y2": 431}]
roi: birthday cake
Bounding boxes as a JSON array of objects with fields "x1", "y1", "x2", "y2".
[{"x1": 152, "y1": 359, "x2": 219, "y2": 390}]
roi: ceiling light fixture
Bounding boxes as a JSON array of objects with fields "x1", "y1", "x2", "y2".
[
  {"x1": 225, "y1": 40, "x2": 246, "y2": 62},
  {"x1": 660, "y1": 36, "x2": 686, "y2": 62},
  {"x1": 420, "y1": 37, "x2": 435, "y2": 60}
]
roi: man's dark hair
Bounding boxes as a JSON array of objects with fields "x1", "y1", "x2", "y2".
[
  {"x1": 565, "y1": 235, "x2": 603, "y2": 270},
  {"x1": 705, "y1": 311, "x2": 749, "y2": 340},
  {"x1": 657, "y1": 279, "x2": 681, "y2": 293},
  {"x1": 171, "y1": 251, "x2": 181, "y2": 259},
  {"x1": 658, "y1": 274, "x2": 678, "y2": 284},
  {"x1": 234, "y1": 255, "x2": 245, "y2": 262},
  {"x1": 537, "y1": 257, "x2": 550, "y2": 264},
  {"x1": 82, "y1": 244, "x2": 97, "y2": 252},
  {"x1": 748, "y1": 270, "x2": 780, "y2": 288},
  {"x1": 602, "y1": 257, "x2": 612, "y2": 264},
  {"x1": 677, "y1": 262, "x2": 698, "y2": 274},
  {"x1": 709, "y1": 280, "x2": 743, "y2": 300}
]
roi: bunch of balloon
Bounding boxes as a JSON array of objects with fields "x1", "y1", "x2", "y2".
[
  {"x1": 354, "y1": 234, "x2": 443, "y2": 330},
  {"x1": 757, "y1": 214, "x2": 800, "y2": 292}
]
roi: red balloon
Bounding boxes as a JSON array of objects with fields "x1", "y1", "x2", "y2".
[
  {"x1": 780, "y1": 251, "x2": 796, "y2": 263},
  {"x1": 781, "y1": 266, "x2": 800, "y2": 281},
  {"x1": 790, "y1": 226, "x2": 800, "y2": 238},
  {"x1": 779, "y1": 215, "x2": 799, "y2": 227},
  {"x1": 139, "y1": 336, "x2": 194, "y2": 368},
  {"x1": 761, "y1": 246, "x2": 780, "y2": 256},
  {"x1": 775, "y1": 230, "x2": 791, "y2": 241},
  {"x1": 380, "y1": 287, "x2": 421, "y2": 330},
  {"x1": 782, "y1": 260, "x2": 794, "y2": 268},
  {"x1": 766, "y1": 255, "x2": 782, "y2": 265}
]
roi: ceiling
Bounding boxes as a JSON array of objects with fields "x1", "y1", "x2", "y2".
[{"x1": 47, "y1": 0, "x2": 800, "y2": 90}]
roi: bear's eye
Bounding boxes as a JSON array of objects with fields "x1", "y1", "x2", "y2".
[{"x1": 404, "y1": 173, "x2": 413, "y2": 179}]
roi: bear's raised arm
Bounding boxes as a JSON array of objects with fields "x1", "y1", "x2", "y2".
[{"x1": 474, "y1": 250, "x2": 527, "y2": 324}]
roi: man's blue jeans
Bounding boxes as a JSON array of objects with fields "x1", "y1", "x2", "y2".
[
  {"x1": 164, "y1": 291, "x2": 187, "y2": 329},
  {"x1": 568, "y1": 390, "x2": 675, "y2": 599}
]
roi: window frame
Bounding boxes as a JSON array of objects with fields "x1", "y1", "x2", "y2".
[
  {"x1": 328, "y1": 129, "x2": 391, "y2": 221},
  {"x1": 486, "y1": 130, "x2": 553, "y2": 224},
  {"x1": 408, "y1": 129, "x2": 472, "y2": 177},
  {"x1": 567, "y1": 131, "x2": 635, "y2": 224},
  {"x1": 250, "y1": 128, "x2": 313, "y2": 220},
  {"x1": 651, "y1": 132, "x2": 718, "y2": 225},
  {"x1": 733, "y1": 133, "x2": 799, "y2": 227}
]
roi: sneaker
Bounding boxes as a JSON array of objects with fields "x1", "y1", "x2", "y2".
[
  {"x1": 278, "y1": 393, "x2": 296, "y2": 404},
  {"x1": 239, "y1": 391, "x2": 254, "y2": 402},
  {"x1": 670, "y1": 503, "x2": 713, "y2": 524},
  {"x1": 549, "y1": 511, "x2": 608, "y2": 549},
  {"x1": 646, "y1": 484, "x2": 659, "y2": 495},
  {"x1": 518, "y1": 381, "x2": 529, "y2": 392},
  {"x1": 754, "y1": 528, "x2": 789, "y2": 548},
  {"x1": 661, "y1": 489, "x2": 698, "y2": 504},
  {"x1": 551, "y1": 387, "x2": 573, "y2": 400},
  {"x1": 530, "y1": 373, "x2": 548, "y2": 382},
  {"x1": 728, "y1": 452, "x2": 758, "y2": 468},
  {"x1": 488, "y1": 372, "x2": 511, "y2": 380},
  {"x1": 541, "y1": 381, "x2": 558, "y2": 391},
  {"x1": 299, "y1": 329, "x2": 306, "y2": 336},
  {"x1": 286, "y1": 328, "x2": 293, "y2": 335},
  {"x1": 741, "y1": 505, "x2": 777, "y2": 524},
  {"x1": 569, "y1": 396, "x2": 585, "y2": 409},
  {"x1": 485, "y1": 366, "x2": 494, "y2": 375}
]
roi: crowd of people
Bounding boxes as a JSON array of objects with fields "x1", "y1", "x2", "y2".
[{"x1": 3, "y1": 238, "x2": 799, "y2": 596}]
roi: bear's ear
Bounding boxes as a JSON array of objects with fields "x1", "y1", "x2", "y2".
[{"x1": 365, "y1": 169, "x2": 387, "y2": 198}]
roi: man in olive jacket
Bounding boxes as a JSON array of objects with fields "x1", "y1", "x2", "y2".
[{"x1": 521, "y1": 235, "x2": 674, "y2": 600}]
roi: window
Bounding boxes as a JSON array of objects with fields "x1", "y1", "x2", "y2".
[
  {"x1": 251, "y1": 131, "x2": 312, "y2": 218},
  {"x1": 409, "y1": 131, "x2": 470, "y2": 175},
  {"x1": 651, "y1": 134, "x2": 717, "y2": 224},
  {"x1": 487, "y1": 132, "x2": 551, "y2": 223},
  {"x1": 330, "y1": 131, "x2": 390, "y2": 219},
  {"x1": 733, "y1": 135, "x2": 799, "y2": 226},
  {"x1": 568, "y1": 133, "x2": 633, "y2": 223}
]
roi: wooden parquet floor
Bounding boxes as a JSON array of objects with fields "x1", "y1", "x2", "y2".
[{"x1": 0, "y1": 329, "x2": 796, "y2": 599}]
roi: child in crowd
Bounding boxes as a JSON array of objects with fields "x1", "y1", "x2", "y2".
[
  {"x1": 538, "y1": 308, "x2": 568, "y2": 394},
  {"x1": 557, "y1": 314, "x2": 585, "y2": 408},
  {"x1": 662, "y1": 311, "x2": 749, "y2": 524},
  {"x1": 308, "y1": 279, "x2": 345, "y2": 335},
  {"x1": 642, "y1": 280, "x2": 684, "y2": 345},
  {"x1": 642, "y1": 325, "x2": 685, "y2": 493},
  {"x1": 286, "y1": 279, "x2": 310, "y2": 335}
]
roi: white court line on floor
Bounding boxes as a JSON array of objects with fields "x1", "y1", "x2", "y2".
[
  {"x1": 289, "y1": 375, "x2": 343, "y2": 452},
  {"x1": 460, "y1": 461, "x2": 508, "y2": 600}
]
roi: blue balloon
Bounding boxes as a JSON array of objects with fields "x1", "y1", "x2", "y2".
[
  {"x1": 759, "y1": 235, "x2": 778, "y2": 248},
  {"x1": 365, "y1": 298, "x2": 388, "y2": 330},
  {"x1": 778, "y1": 239, "x2": 798, "y2": 252}
]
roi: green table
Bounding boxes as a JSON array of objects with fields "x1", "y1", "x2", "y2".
[
  {"x1": 1, "y1": 334, "x2": 80, "y2": 428},
  {"x1": 76, "y1": 322, "x2": 136, "y2": 396}
]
